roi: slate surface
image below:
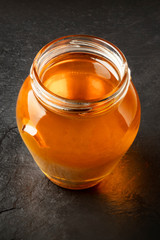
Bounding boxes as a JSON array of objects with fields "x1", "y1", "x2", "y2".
[{"x1": 0, "y1": 0, "x2": 160, "y2": 239}]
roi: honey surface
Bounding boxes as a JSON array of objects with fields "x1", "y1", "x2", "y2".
[{"x1": 42, "y1": 53, "x2": 119, "y2": 101}]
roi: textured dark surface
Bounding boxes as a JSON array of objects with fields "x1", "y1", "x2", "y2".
[{"x1": 0, "y1": 0, "x2": 160, "y2": 239}]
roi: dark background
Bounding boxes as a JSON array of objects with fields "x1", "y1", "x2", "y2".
[{"x1": 0, "y1": 0, "x2": 160, "y2": 239}]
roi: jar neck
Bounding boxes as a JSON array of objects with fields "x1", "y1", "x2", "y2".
[{"x1": 30, "y1": 35, "x2": 130, "y2": 114}]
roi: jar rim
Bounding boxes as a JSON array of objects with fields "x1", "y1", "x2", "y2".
[{"x1": 30, "y1": 35, "x2": 130, "y2": 113}]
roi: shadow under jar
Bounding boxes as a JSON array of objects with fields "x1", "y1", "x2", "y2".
[{"x1": 16, "y1": 35, "x2": 141, "y2": 190}]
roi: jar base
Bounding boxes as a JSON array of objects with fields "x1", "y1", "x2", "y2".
[{"x1": 43, "y1": 171, "x2": 103, "y2": 190}]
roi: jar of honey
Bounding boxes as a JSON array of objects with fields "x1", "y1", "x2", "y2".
[{"x1": 16, "y1": 35, "x2": 141, "y2": 189}]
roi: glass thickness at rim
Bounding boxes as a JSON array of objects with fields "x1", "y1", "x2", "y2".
[{"x1": 30, "y1": 35, "x2": 130, "y2": 112}]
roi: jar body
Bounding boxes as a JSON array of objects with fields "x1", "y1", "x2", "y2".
[{"x1": 16, "y1": 75, "x2": 140, "y2": 189}]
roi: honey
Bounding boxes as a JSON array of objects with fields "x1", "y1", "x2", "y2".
[
  {"x1": 42, "y1": 52, "x2": 119, "y2": 101},
  {"x1": 16, "y1": 35, "x2": 141, "y2": 189}
]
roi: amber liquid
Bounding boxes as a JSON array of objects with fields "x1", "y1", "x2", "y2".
[
  {"x1": 17, "y1": 52, "x2": 141, "y2": 189},
  {"x1": 41, "y1": 53, "x2": 119, "y2": 101}
]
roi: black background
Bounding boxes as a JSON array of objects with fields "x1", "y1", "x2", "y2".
[{"x1": 0, "y1": 0, "x2": 160, "y2": 239}]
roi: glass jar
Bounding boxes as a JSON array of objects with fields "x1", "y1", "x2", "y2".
[{"x1": 16, "y1": 35, "x2": 141, "y2": 190}]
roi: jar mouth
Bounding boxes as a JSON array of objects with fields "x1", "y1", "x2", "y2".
[{"x1": 30, "y1": 35, "x2": 130, "y2": 113}]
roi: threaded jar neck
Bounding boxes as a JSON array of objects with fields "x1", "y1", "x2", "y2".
[{"x1": 30, "y1": 35, "x2": 130, "y2": 114}]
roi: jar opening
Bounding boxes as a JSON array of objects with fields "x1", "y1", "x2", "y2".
[{"x1": 30, "y1": 35, "x2": 130, "y2": 113}]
